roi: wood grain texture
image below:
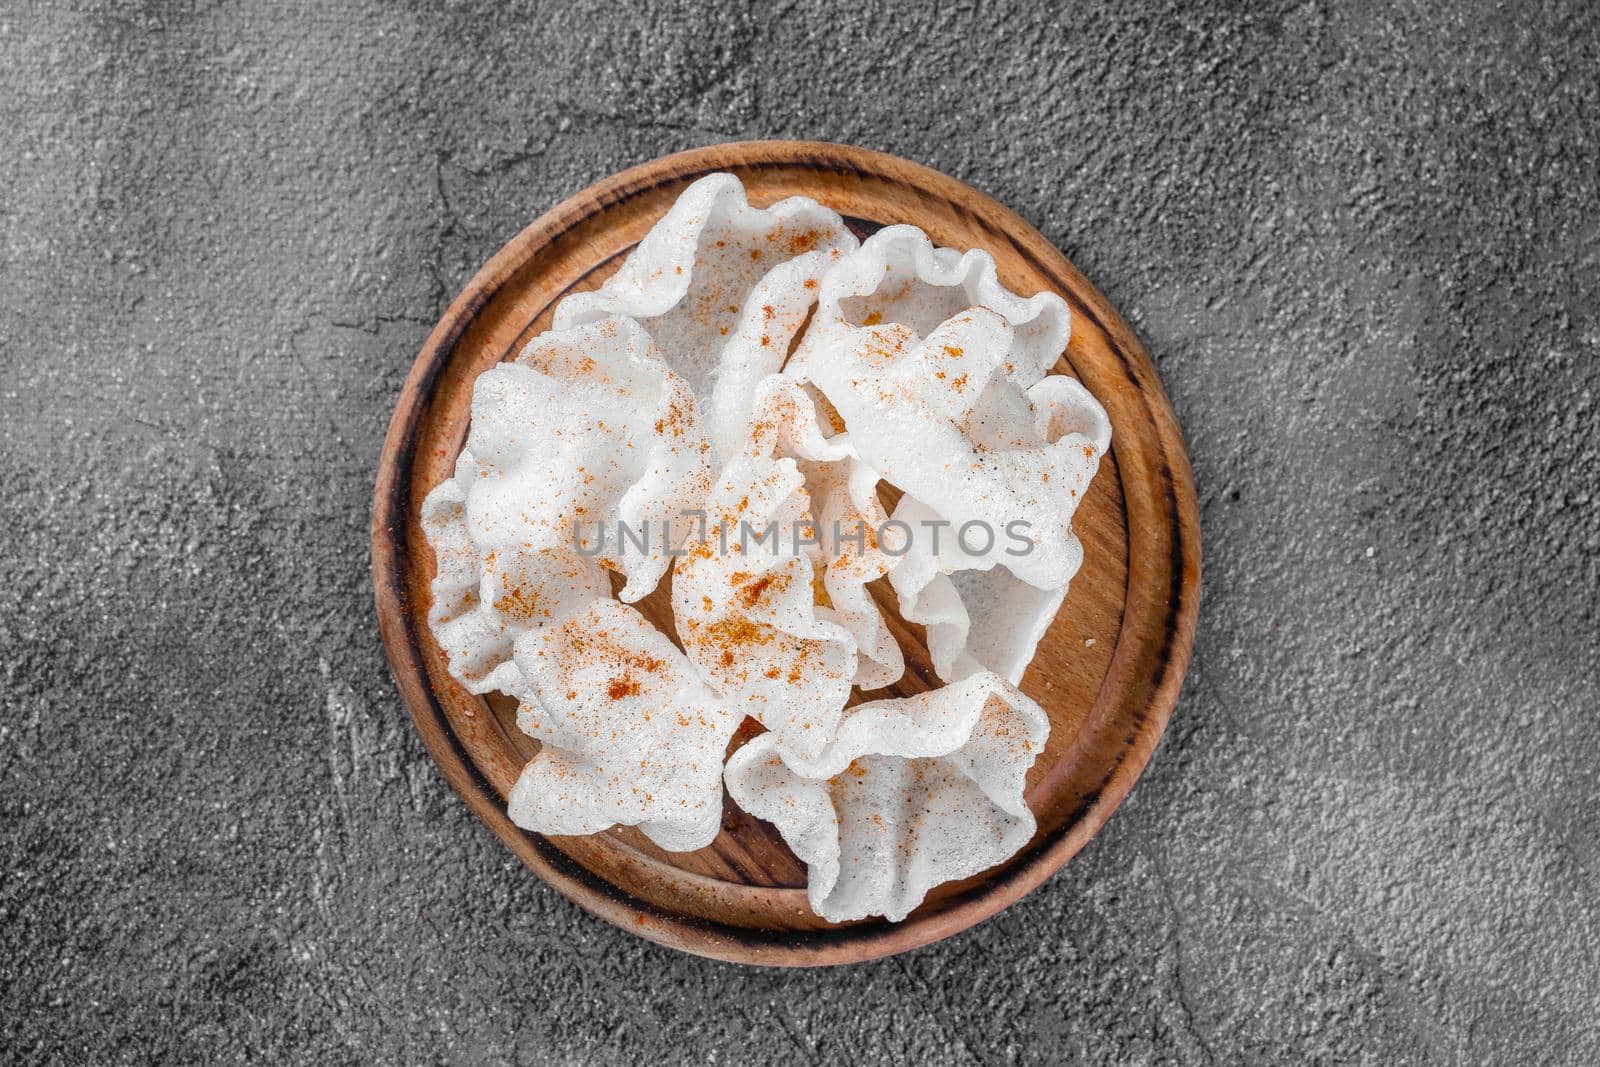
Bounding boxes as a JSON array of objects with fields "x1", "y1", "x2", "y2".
[{"x1": 370, "y1": 141, "x2": 1201, "y2": 966}]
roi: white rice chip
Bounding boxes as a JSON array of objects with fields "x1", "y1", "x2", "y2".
[
  {"x1": 555, "y1": 173, "x2": 858, "y2": 461},
  {"x1": 791, "y1": 223, "x2": 1070, "y2": 387},
  {"x1": 879, "y1": 366, "x2": 1110, "y2": 680},
  {"x1": 741, "y1": 375, "x2": 904, "y2": 690},
  {"x1": 793, "y1": 229, "x2": 1110, "y2": 592},
  {"x1": 671, "y1": 451, "x2": 857, "y2": 764},
  {"x1": 877, "y1": 493, "x2": 1062, "y2": 685},
  {"x1": 510, "y1": 316, "x2": 715, "y2": 601},
  {"x1": 419, "y1": 317, "x2": 713, "y2": 696},
  {"x1": 508, "y1": 599, "x2": 737, "y2": 852},
  {"x1": 723, "y1": 670, "x2": 1048, "y2": 923},
  {"x1": 801, "y1": 452, "x2": 904, "y2": 690},
  {"x1": 806, "y1": 311, "x2": 1106, "y2": 590},
  {"x1": 420, "y1": 456, "x2": 539, "y2": 696}
]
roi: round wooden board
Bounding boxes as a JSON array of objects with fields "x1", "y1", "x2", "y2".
[{"x1": 371, "y1": 141, "x2": 1200, "y2": 966}]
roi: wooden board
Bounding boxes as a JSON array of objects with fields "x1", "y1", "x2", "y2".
[{"x1": 370, "y1": 141, "x2": 1200, "y2": 966}]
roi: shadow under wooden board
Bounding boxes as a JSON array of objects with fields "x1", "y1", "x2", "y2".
[{"x1": 371, "y1": 141, "x2": 1200, "y2": 966}]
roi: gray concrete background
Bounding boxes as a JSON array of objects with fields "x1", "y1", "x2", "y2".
[{"x1": 2, "y1": 0, "x2": 1597, "y2": 1063}]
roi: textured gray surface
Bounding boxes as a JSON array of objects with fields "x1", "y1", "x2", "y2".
[{"x1": 3, "y1": 0, "x2": 1598, "y2": 1062}]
